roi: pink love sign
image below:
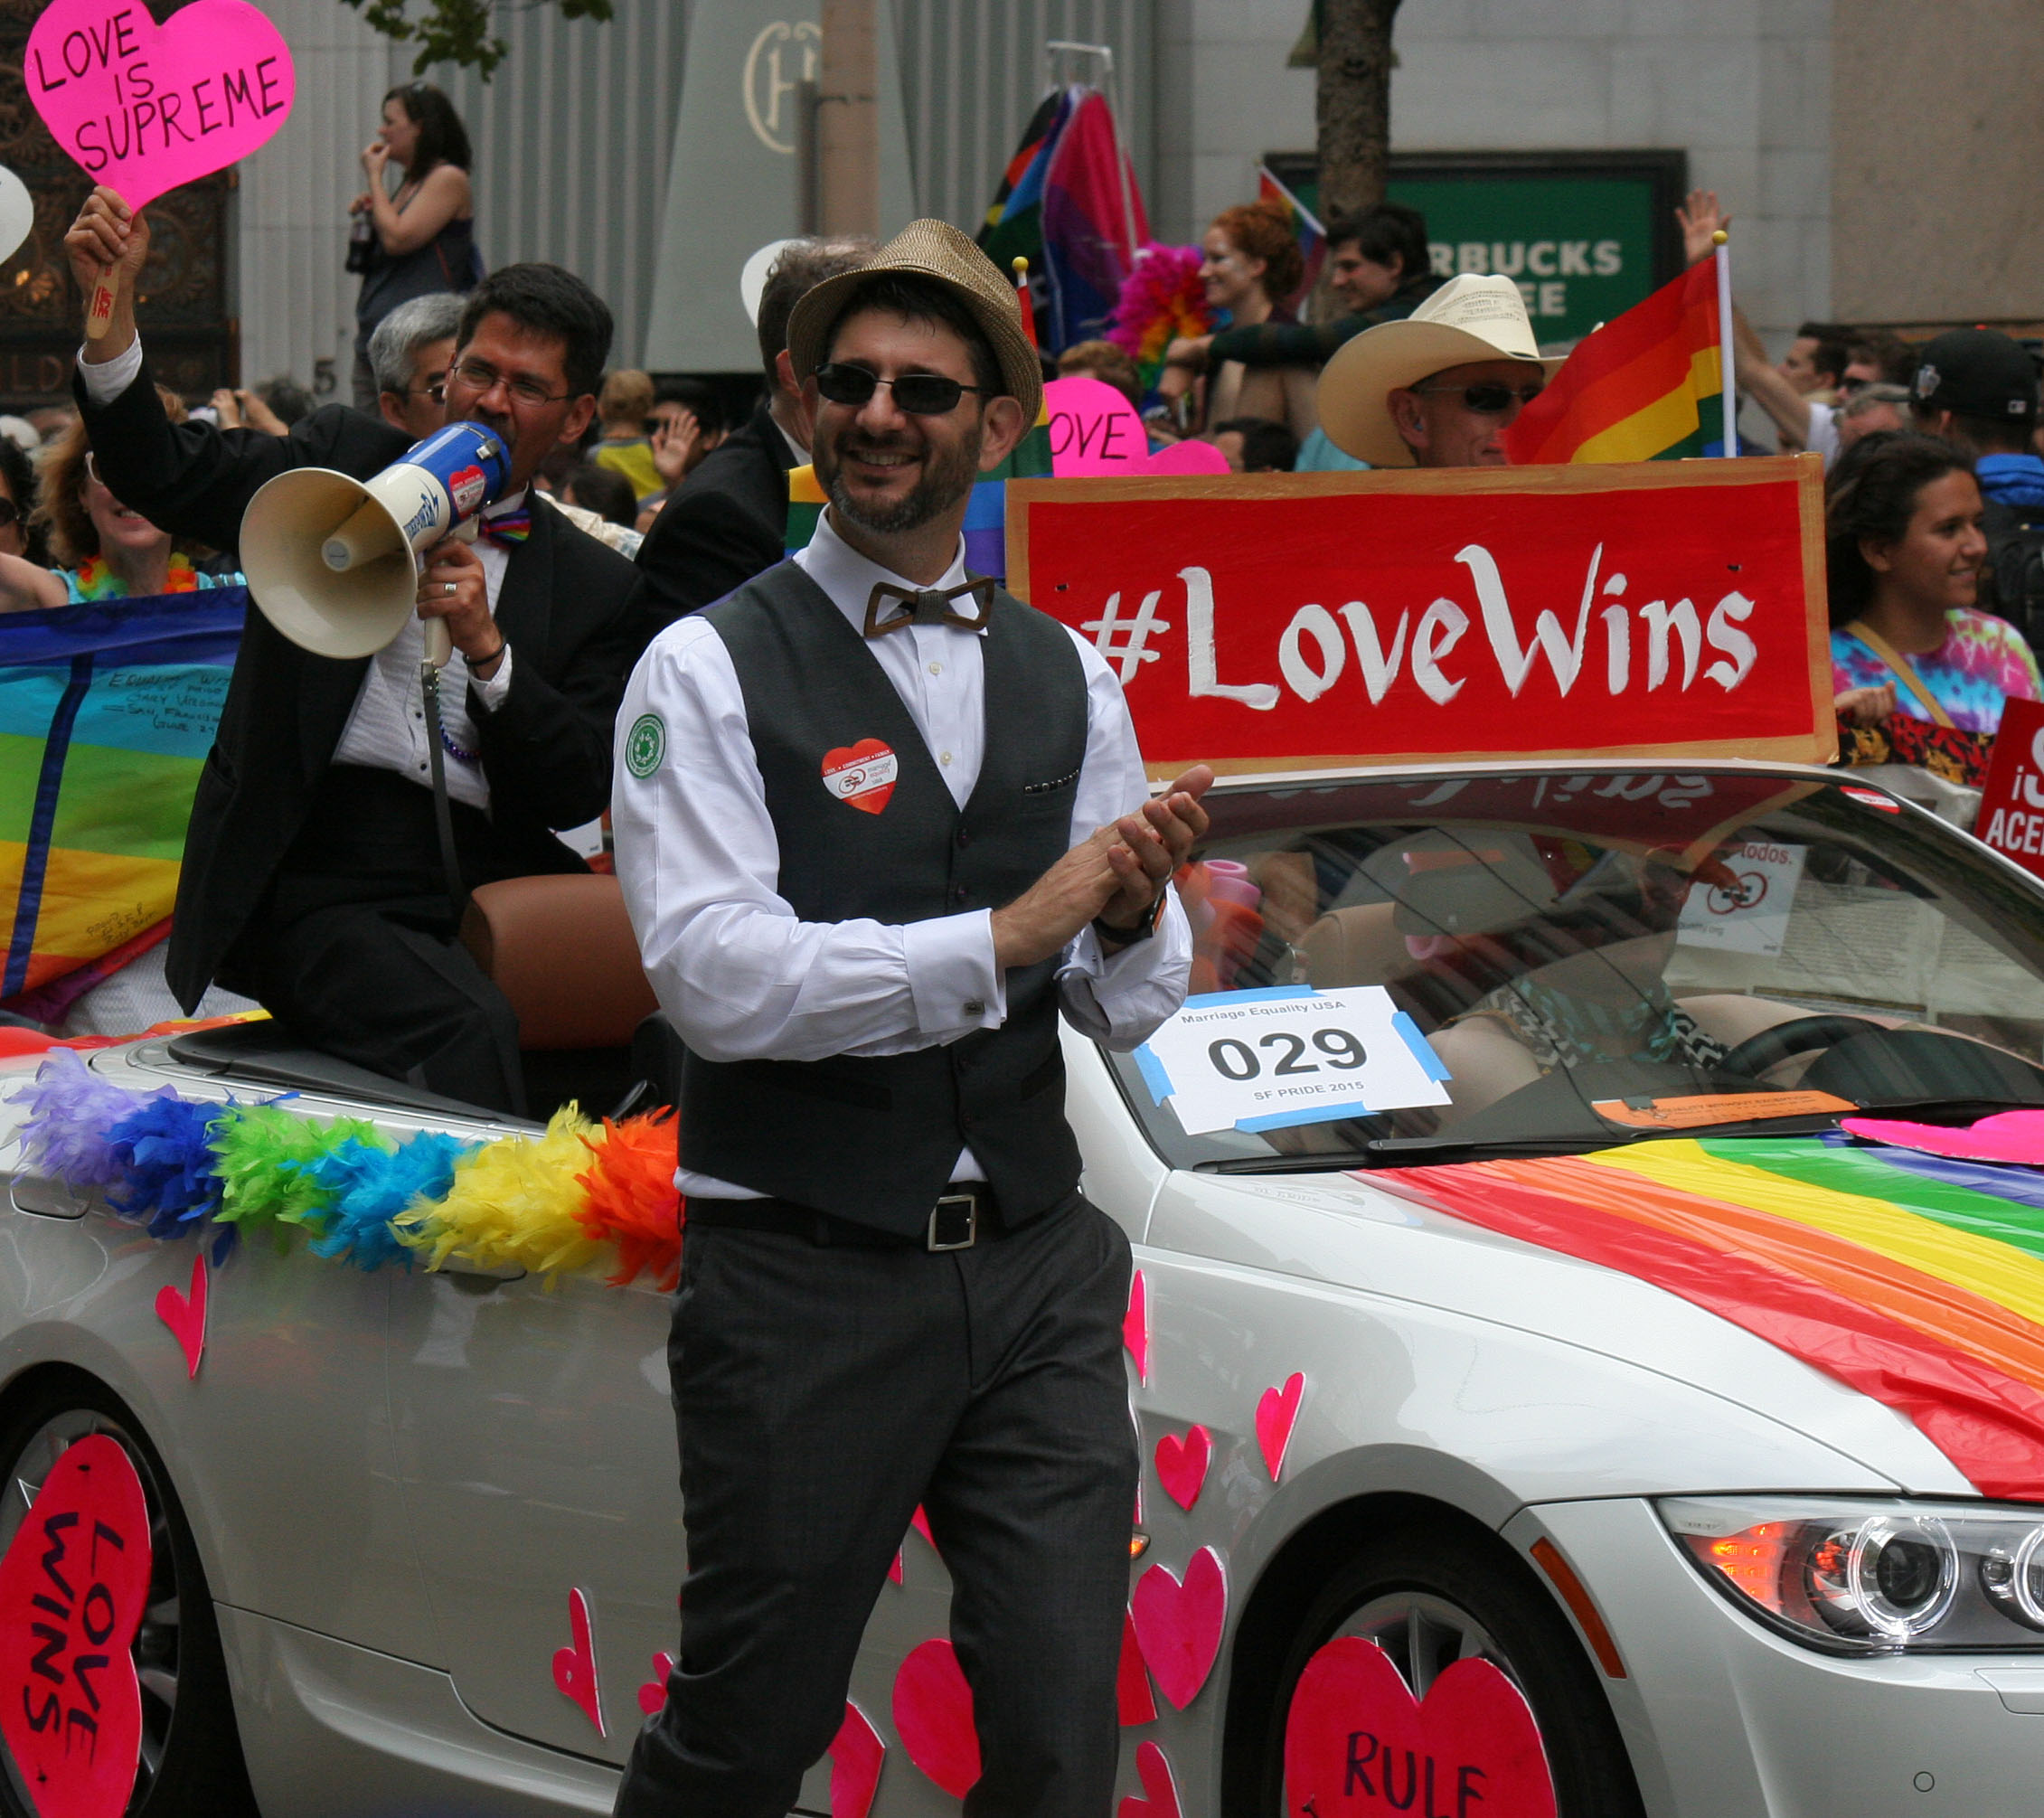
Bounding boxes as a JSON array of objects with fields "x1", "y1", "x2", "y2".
[
  {"x1": 0, "y1": 1435, "x2": 154, "y2": 1818},
  {"x1": 1044, "y1": 376, "x2": 1231, "y2": 480},
  {"x1": 27, "y1": 0, "x2": 295, "y2": 210}
]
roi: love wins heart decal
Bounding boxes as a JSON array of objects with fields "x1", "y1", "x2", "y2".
[
  {"x1": 1284, "y1": 1635, "x2": 1557, "y2": 1818},
  {"x1": 154, "y1": 1253, "x2": 206, "y2": 1380},
  {"x1": 27, "y1": 0, "x2": 295, "y2": 211},
  {"x1": 1154, "y1": 1425, "x2": 1210, "y2": 1512},
  {"x1": 1256, "y1": 1371, "x2": 1305, "y2": 1481},
  {"x1": 892, "y1": 1637, "x2": 978, "y2": 1798},
  {"x1": 821, "y1": 739, "x2": 899, "y2": 815},
  {"x1": 0, "y1": 1434, "x2": 153, "y2": 1818},
  {"x1": 1117, "y1": 1739, "x2": 1182, "y2": 1818},
  {"x1": 551, "y1": 1587, "x2": 604, "y2": 1737},
  {"x1": 1129, "y1": 1546, "x2": 1226, "y2": 1710},
  {"x1": 827, "y1": 1700, "x2": 885, "y2": 1818}
]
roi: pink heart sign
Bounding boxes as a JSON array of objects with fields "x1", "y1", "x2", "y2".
[
  {"x1": 551, "y1": 1587, "x2": 604, "y2": 1737},
  {"x1": 827, "y1": 1700, "x2": 885, "y2": 1818},
  {"x1": 26, "y1": 0, "x2": 295, "y2": 212},
  {"x1": 1154, "y1": 1425, "x2": 1210, "y2": 1512},
  {"x1": 1122, "y1": 1269, "x2": 1149, "y2": 1384},
  {"x1": 153, "y1": 1252, "x2": 205, "y2": 1380},
  {"x1": 892, "y1": 1637, "x2": 979, "y2": 1798},
  {"x1": 1044, "y1": 376, "x2": 1231, "y2": 479},
  {"x1": 1129, "y1": 1546, "x2": 1226, "y2": 1710},
  {"x1": 1257, "y1": 1371, "x2": 1305, "y2": 1481},
  {"x1": 636, "y1": 1651, "x2": 675, "y2": 1717},
  {"x1": 1284, "y1": 1636, "x2": 1557, "y2": 1818},
  {"x1": 1116, "y1": 1606, "x2": 1156, "y2": 1726},
  {"x1": 0, "y1": 1434, "x2": 154, "y2": 1818},
  {"x1": 1118, "y1": 1739, "x2": 1182, "y2": 1818}
]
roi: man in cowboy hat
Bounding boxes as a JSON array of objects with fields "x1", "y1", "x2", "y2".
[
  {"x1": 611, "y1": 220, "x2": 1209, "y2": 1818},
  {"x1": 1316, "y1": 272, "x2": 1559, "y2": 468}
]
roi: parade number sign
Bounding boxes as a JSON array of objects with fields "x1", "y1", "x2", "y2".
[
  {"x1": 1975, "y1": 696, "x2": 2044, "y2": 882},
  {"x1": 1135, "y1": 985, "x2": 1451, "y2": 1135},
  {"x1": 1007, "y1": 458, "x2": 1832, "y2": 776}
]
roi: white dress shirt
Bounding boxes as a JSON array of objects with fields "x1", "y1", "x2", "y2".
[
  {"x1": 80, "y1": 338, "x2": 516, "y2": 811},
  {"x1": 614, "y1": 510, "x2": 1192, "y2": 1200}
]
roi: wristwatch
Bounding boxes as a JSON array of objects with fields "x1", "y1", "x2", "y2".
[{"x1": 1094, "y1": 883, "x2": 1168, "y2": 948}]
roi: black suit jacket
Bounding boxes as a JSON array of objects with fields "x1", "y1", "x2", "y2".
[
  {"x1": 75, "y1": 365, "x2": 655, "y2": 1011},
  {"x1": 636, "y1": 398, "x2": 797, "y2": 623}
]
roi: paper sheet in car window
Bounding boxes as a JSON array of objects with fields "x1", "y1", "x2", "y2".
[
  {"x1": 1135, "y1": 985, "x2": 1452, "y2": 1135},
  {"x1": 1677, "y1": 839, "x2": 1806, "y2": 957}
]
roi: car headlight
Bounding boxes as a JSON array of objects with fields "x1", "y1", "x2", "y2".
[{"x1": 1659, "y1": 1495, "x2": 2044, "y2": 1653}]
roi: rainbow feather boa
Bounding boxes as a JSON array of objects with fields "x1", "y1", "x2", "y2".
[
  {"x1": 9, "y1": 1050, "x2": 683, "y2": 1289},
  {"x1": 1106, "y1": 244, "x2": 1214, "y2": 392}
]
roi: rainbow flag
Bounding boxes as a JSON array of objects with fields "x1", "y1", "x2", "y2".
[
  {"x1": 1385, "y1": 1132, "x2": 2044, "y2": 1502},
  {"x1": 1502, "y1": 256, "x2": 1727, "y2": 466},
  {"x1": 0, "y1": 590, "x2": 244, "y2": 1015},
  {"x1": 1257, "y1": 163, "x2": 1327, "y2": 316}
]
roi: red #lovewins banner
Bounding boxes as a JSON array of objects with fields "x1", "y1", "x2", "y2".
[{"x1": 1006, "y1": 458, "x2": 1832, "y2": 777}]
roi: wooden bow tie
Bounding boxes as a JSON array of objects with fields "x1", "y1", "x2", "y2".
[{"x1": 863, "y1": 579, "x2": 995, "y2": 637}]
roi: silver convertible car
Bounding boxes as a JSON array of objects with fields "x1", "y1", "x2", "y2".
[{"x1": 10, "y1": 758, "x2": 2044, "y2": 1818}]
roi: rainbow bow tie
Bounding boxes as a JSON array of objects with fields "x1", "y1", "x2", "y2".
[{"x1": 480, "y1": 507, "x2": 531, "y2": 546}]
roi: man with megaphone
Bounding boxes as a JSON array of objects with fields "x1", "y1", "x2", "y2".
[{"x1": 64, "y1": 187, "x2": 655, "y2": 1114}]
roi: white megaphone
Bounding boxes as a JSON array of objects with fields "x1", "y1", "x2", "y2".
[{"x1": 239, "y1": 421, "x2": 513, "y2": 665}]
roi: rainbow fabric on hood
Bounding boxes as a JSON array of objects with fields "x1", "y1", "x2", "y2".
[{"x1": 1379, "y1": 1135, "x2": 2044, "y2": 1502}]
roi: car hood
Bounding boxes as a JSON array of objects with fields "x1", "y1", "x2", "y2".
[{"x1": 1147, "y1": 1132, "x2": 2044, "y2": 1504}]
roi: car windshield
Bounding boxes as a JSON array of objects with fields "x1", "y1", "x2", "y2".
[{"x1": 1107, "y1": 767, "x2": 2044, "y2": 1170}]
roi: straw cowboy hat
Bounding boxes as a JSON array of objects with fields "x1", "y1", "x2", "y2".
[
  {"x1": 1316, "y1": 274, "x2": 1562, "y2": 467},
  {"x1": 786, "y1": 219, "x2": 1044, "y2": 426}
]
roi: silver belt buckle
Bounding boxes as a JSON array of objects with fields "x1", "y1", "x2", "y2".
[{"x1": 927, "y1": 1193, "x2": 978, "y2": 1251}]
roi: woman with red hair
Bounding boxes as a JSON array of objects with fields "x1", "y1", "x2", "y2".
[{"x1": 1162, "y1": 201, "x2": 1316, "y2": 438}]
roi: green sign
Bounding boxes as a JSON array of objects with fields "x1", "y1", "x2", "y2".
[{"x1": 1269, "y1": 152, "x2": 1686, "y2": 345}]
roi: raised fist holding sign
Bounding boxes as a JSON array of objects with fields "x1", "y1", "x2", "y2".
[{"x1": 63, "y1": 186, "x2": 151, "y2": 361}]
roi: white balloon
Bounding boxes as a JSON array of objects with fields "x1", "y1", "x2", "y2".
[
  {"x1": 739, "y1": 239, "x2": 798, "y2": 325},
  {"x1": 0, "y1": 168, "x2": 31, "y2": 268}
]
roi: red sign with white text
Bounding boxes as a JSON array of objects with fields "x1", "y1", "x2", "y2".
[
  {"x1": 1975, "y1": 696, "x2": 2044, "y2": 879},
  {"x1": 1007, "y1": 459, "x2": 1832, "y2": 776}
]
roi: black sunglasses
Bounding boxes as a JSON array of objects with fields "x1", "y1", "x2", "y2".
[
  {"x1": 1412, "y1": 380, "x2": 1546, "y2": 414},
  {"x1": 814, "y1": 363, "x2": 984, "y2": 416}
]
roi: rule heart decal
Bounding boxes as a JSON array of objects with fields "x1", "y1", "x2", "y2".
[
  {"x1": 1116, "y1": 1605, "x2": 1155, "y2": 1725},
  {"x1": 636, "y1": 1650, "x2": 675, "y2": 1717},
  {"x1": 892, "y1": 1637, "x2": 979, "y2": 1798},
  {"x1": 1256, "y1": 1371, "x2": 1305, "y2": 1481},
  {"x1": 1129, "y1": 1546, "x2": 1226, "y2": 1710},
  {"x1": 26, "y1": 0, "x2": 296, "y2": 211},
  {"x1": 1118, "y1": 1739, "x2": 1182, "y2": 1818},
  {"x1": 1283, "y1": 1635, "x2": 1557, "y2": 1818},
  {"x1": 1122, "y1": 1269, "x2": 1149, "y2": 1383},
  {"x1": 1154, "y1": 1425, "x2": 1210, "y2": 1512},
  {"x1": 154, "y1": 1251, "x2": 206, "y2": 1380},
  {"x1": 821, "y1": 738, "x2": 899, "y2": 815},
  {"x1": 827, "y1": 1700, "x2": 885, "y2": 1818},
  {"x1": 0, "y1": 1434, "x2": 153, "y2": 1818},
  {"x1": 551, "y1": 1587, "x2": 605, "y2": 1736}
]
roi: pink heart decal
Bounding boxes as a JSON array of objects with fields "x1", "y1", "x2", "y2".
[
  {"x1": 154, "y1": 1252, "x2": 206, "y2": 1380},
  {"x1": 828, "y1": 1700, "x2": 885, "y2": 1818},
  {"x1": 1154, "y1": 1425, "x2": 1210, "y2": 1512},
  {"x1": 26, "y1": 0, "x2": 296, "y2": 211},
  {"x1": 0, "y1": 1434, "x2": 154, "y2": 1818},
  {"x1": 551, "y1": 1587, "x2": 605, "y2": 1736},
  {"x1": 911, "y1": 1503, "x2": 936, "y2": 1550},
  {"x1": 1844, "y1": 1107, "x2": 2044, "y2": 1165},
  {"x1": 1118, "y1": 1739, "x2": 1182, "y2": 1818},
  {"x1": 891, "y1": 1637, "x2": 979, "y2": 1798},
  {"x1": 1256, "y1": 1371, "x2": 1305, "y2": 1481},
  {"x1": 1129, "y1": 1547, "x2": 1226, "y2": 1710},
  {"x1": 888, "y1": 1549, "x2": 903, "y2": 1586},
  {"x1": 1123, "y1": 1269, "x2": 1149, "y2": 1383},
  {"x1": 636, "y1": 1650, "x2": 675, "y2": 1717},
  {"x1": 1284, "y1": 1636, "x2": 1556, "y2": 1818},
  {"x1": 1116, "y1": 1605, "x2": 1155, "y2": 1726},
  {"x1": 821, "y1": 738, "x2": 899, "y2": 815}
]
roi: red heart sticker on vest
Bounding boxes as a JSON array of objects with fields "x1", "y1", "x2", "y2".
[
  {"x1": 822, "y1": 739, "x2": 900, "y2": 815},
  {"x1": 1283, "y1": 1636, "x2": 1557, "y2": 1818},
  {"x1": 0, "y1": 1434, "x2": 154, "y2": 1818}
]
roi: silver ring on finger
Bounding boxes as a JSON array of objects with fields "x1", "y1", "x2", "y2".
[{"x1": 444, "y1": 582, "x2": 457, "y2": 596}]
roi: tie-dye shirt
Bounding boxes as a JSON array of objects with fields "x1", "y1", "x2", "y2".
[{"x1": 1830, "y1": 608, "x2": 2043, "y2": 734}]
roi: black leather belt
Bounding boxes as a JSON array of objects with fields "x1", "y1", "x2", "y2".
[{"x1": 687, "y1": 1187, "x2": 1013, "y2": 1251}]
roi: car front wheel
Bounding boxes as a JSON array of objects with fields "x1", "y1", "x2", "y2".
[
  {"x1": 0, "y1": 1375, "x2": 258, "y2": 1818},
  {"x1": 1262, "y1": 1520, "x2": 1645, "y2": 1817}
]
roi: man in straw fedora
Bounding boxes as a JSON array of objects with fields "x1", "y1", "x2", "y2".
[
  {"x1": 611, "y1": 219, "x2": 1212, "y2": 1815},
  {"x1": 1316, "y1": 271, "x2": 1561, "y2": 469}
]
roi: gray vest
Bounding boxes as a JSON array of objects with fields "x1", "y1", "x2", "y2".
[{"x1": 684, "y1": 559, "x2": 1091, "y2": 1234}]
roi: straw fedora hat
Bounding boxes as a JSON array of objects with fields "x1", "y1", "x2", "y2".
[
  {"x1": 1316, "y1": 274, "x2": 1561, "y2": 467},
  {"x1": 785, "y1": 219, "x2": 1044, "y2": 426}
]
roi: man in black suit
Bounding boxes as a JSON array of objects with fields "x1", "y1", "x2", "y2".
[
  {"x1": 636, "y1": 236, "x2": 870, "y2": 622},
  {"x1": 65, "y1": 187, "x2": 654, "y2": 1114}
]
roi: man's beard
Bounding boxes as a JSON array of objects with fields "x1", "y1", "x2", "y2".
[{"x1": 818, "y1": 421, "x2": 982, "y2": 535}]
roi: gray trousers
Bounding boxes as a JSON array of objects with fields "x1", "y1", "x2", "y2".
[{"x1": 612, "y1": 1197, "x2": 1137, "y2": 1818}]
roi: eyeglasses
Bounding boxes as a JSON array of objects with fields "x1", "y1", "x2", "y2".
[
  {"x1": 813, "y1": 363, "x2": 984, "y2": 416},
  {"x1": 1411, "y1": 381, "x2": 1546, "y2": 414},
  {"x1": 434, "y1": 360, "x2": 575, "y2": 410}
]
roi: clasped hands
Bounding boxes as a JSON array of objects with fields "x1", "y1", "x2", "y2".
[{"x1": 991, "y1": 766, "x2": 1215, "y2": 971}]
